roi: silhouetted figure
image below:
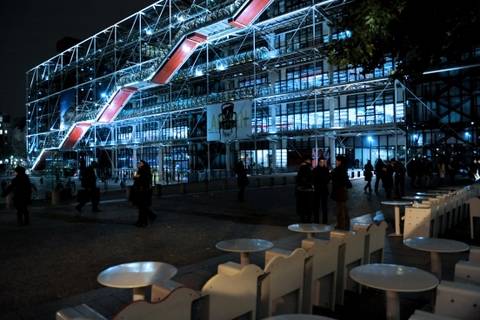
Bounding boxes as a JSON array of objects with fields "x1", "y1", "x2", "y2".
[
  {"x1": 363, "y1": 160, "x2": 373, "y2": 193},
  {"x1": 393, "y1": 159, "x2": 406, "y2": 198},
  {"x1": 75, "y1": 161, "x2": 100, "y2": 213},
  {"x1": 296, "y1": 160, "x2": 313, "y2": 223},
  {"x1": 374, "y1": 158, "x2": 385, "y2": 194},
  {"x1": 131, "y1": 160, "x2": 156, "y2": 227},
  {"x1": 3, "y1": 166, "x2": 35, "y2": 226},
  {"x1": 234, "y1": 160, "x2": 249, "y2": 202},
  {"x1": 383, "y1": 160, "x2": 394, "y2": 199},
  {"x1": 331, "y1": 155, "x2": 351, "y2": 230},
  {"x1": 407, "y1": 158, "x2": 417, "y2": 188},
  {"x1": 312, "y1": 157, "x2": 330, "y2": 224}
]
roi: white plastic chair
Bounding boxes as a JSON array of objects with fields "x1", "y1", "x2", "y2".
[
  {"x1": 434, "y1": 280, "x2": 480, "y2": 320},
  {"x1": 467, "y1": 197, "x2": 480, "y2": 239},
  {"x1": 202, "y1": 263, "x2": 263, "y2": 320},
  {"x1": 408, "y1": 309, "x2": 459, "y2": 320},
  {"x1": 258, "y1": 247, "x2": 307, "y2": 317},
  {"x1": 301, "y1": 237, "x2": 343, "y2": 312},
  {"x1": 330, "y1": 229, "x2": 366, "y2": 305},
  {"x1": 114, "y1": 280, "x2": 200, "y2": 320},
  {"x1": 352, "y1": 221, "x2": 387, "y2": 264},
  {"x1": 454, "y1": 260, "x2": 480, "y2": 286}
]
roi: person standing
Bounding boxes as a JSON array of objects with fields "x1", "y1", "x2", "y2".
[
  {"x1": 331, "y1": 155, "x2": 351, "y2": 230},
  {"x1": 132, "y1": 160, "x2": 156, "y2": 227},
  {"x1": 363, "y1": 160, "x2": 373, "y2": 193},
  {"x1": 393, "y1": 159, "x2": 406, "y2": 198},
  {"x1": 296, "y1": 160, "x2": 313, "y2": 223},
  {"x1": 3, "y1": 166, "x2": 35, "y2": 226},
  {"x1": 383, "y1": 160, "x2": 394, "y2": 199},
  {"x1": 374, "y1": 158, "x2": 385, "y2": 194},
  {"x1": 234, "y1": 160, "x2": 249, "y2": 202},
  {"x1": 312, "y1": 157, "x2": 330, "y2": 224},
  {"x1": 75, "y1": 161, "x2": 101, "y2": 213}
]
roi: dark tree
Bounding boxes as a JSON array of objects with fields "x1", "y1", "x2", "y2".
[{"x1": 325, "y1": 0, "x2": 480, "y2": 78}]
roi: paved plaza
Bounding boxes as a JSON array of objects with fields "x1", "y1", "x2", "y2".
[{"x1": 0, "y1": 177, "x2": 478, "y2": 320}]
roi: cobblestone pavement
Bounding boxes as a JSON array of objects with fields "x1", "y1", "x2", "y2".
[{"x1": 0, "y1": 177, "x2": 477, "y2": 319}]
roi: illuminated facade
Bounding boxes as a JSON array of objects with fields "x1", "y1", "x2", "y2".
[{"x1": 26, "y1": 0, "x2": 478, "y2": 182}]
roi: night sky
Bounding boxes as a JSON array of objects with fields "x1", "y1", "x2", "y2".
[{"x1": 0, "y1": 0, "x2": 156, "y2": 119}]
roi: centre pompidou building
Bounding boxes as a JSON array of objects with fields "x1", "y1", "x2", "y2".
[{"x1": 26, "y1": 0, "x2": 478, "y2": 182}]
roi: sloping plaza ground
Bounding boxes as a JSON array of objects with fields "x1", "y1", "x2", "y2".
[{"x1": 0, "y1": 177, "x2": 478, "y2": 320}]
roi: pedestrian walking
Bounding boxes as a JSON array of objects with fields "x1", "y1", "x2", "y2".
[
  {"x1": 331, "y1": 155, "x2": 351, "y2": 230},
  {"x1": 2, "y1": 166, "x2": 35, "y2": 226},
  {"x1": 234, "y1": 160, "x2": 249, "y2": 202},
  {"x1": 363, "y1": 160, "x2": 373, "y2": 193},
  {"x1": 312, "y1": 157, "x2": 330, "y2": 224},
  {"x1": 131, "y1": 160, "x2": 157, "y2": 227},
  {"x1": 295, "y1": 160, "x2": 313, "y2": 223},
  {"x1": 374, "y1": 158, "x2": 385, "y2": 194},
  {"x1": 75, "y1": 161, "x2": 101, "y2": 213}
]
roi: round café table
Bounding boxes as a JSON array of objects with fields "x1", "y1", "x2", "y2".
[
  {"x1": 288, "y1": 223, "x2": 333, "y2": 239},
  {"x1": 97, "y1": 261, "x2": 177, "y2": 301},
  {"x1": 381, "y1": 201, "x2": 413, "y2": 237},
  {"x1": 415, "y1": 192, "x2": 443, "y2": 197},
  {"x1": 350, "y1": 264, "x2": 439, "y2": 320},
  {"x1": 402, "y1": 195, "x2": 429, "y2": 202},
  {"x1": 216, "y1": 238, "x2": 274, "y2": 266},
  {"x1": 403, "y1": 237, "x2": 470, "y2": 279},
  {"x1": 262, "y1": 314, "x2": 335, "y2": 320}
]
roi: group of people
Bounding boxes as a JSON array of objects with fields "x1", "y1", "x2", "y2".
[
  {"x1": 295, "y1": 155, "x2": 352, "y2": 230},
  {"x1": 365, "y1": 158, "x2": 406, "y2": 199},
  {"x1": 76, "y1": 159, "x2": 157, "y2": 228}
]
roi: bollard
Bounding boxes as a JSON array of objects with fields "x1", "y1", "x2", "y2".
[
  {"x1": 351, "y1": 171, "x2": 355, "y2": 179},
  {"x1": 357, "y1": 171, "x2": 361, "y2": 177}
]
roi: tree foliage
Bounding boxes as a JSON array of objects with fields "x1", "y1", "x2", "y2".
[{"x1": 325, "y1": 0, "x2": 480, "y2": 78}]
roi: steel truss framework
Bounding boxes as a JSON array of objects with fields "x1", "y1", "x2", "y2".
[{"x1": 26, "y1": 0, "x2": 478, "y2": 180}]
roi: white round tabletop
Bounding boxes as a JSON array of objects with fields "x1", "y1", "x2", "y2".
[
  {"x1": 415, "y1": 192, "x2": 442, "y2": 196},
  {"x1": 262, "y1": 314, "x2": 335, "y2": 320},
  {"x1": 97, "y1": 261, "x2": 177, "y2": 289},
  {"x1": 381, "y1": 201, "x2": 413, "y2": 206},
  {"x1": 349, "y1": 263, "x2": 439, "y2": 292},
  {"x1": 216, "y1": 238, "x2": 274, "y2": 253},
  {"x1": 288, "y1": 223, "x2": 333, "y2": 234},
  {"x1": 404, "y1": 237, "x2": 470, "y2": 253},
  {"x1": 402, "y1": 196, "x2": 429, "y2": 200}
]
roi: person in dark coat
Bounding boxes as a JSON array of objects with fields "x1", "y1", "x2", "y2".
[
  {"x1": 383, "y1": 160, "x2": 394, "y2": 199},
  {"x1": 234, "y1": 160, "x2": 249, "y2": 202},
  {"x1": 132, "y1": 160, "x2": 156, "y2": 227},
  {"x1": 312, "y1": 157, "x2": 330, "y2": 224},
  {"x1": 363, "y1": 160, "x2": 373, "y2": 193},
  {"x1": 296, "y1": 160, "x2": 313, "y2": 223},
  {"x1": 393, "y1": 159, "x2": 406, "y2": 198},
  {"x1": 374, "y1": 158, "x2": 385, "y2": 194},
  {"x1": 75, "y1": 161, "x2": 100, "y2": 213},
  {"x1": 3, "y1": 166, "x2": 34, "y2": 226},
  {"x1": 331, "y1": 155, "x2": 351, "y2": 230}
]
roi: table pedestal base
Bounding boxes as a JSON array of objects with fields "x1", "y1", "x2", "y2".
[
  {"x1": 430, "y1": 252, "x2": 442, "y2": 279},
  {"x1": 133, "y1": 287, "x2": 146, "y2": 301},
  {"x1": 386, "y1": 290, "x2": 400, "y2": 320},
  {"x1": 388, "y1": 206, "x2": 402, "y2": 237},
  {"x1": 240, "y1": 252, "x2": 251, "y2": 266}
]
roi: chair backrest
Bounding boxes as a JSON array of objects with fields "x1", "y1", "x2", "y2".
[
  {"x1": 201, "y1": 264, "x2": 263, "y2": 320},
  {"x1": 302, "y1": 238, "x2": 343, "y2": 278},
  {"x1": 330, "y1": 230, "x2": 366, "y2": 266},
  {"x1": 469, "y1": 246, "x2": 480, "y2": 263},
  {"x1": 264, "y1": 248, "x2": 307, "y2": 300},
  {"x1": 114, "y1": 285, "x2": 200, "y2": 320},
  {"x1": 434, "y1": 280, "x2": 480, "y2": 320},
  {"x1": 352, "y1": 221, "x2": 387, "y2": 263}
]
